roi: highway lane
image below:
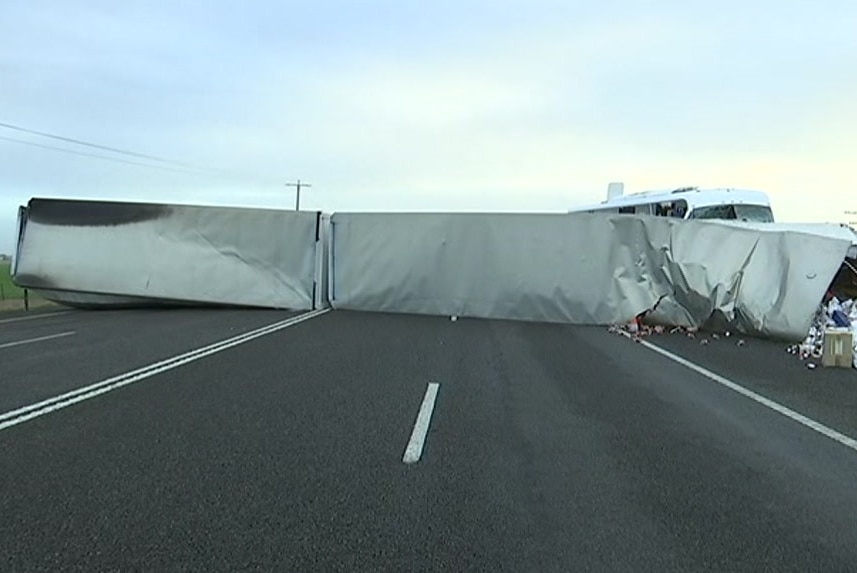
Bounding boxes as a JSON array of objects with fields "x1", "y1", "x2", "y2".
[
  {"x1": 0, "y1": 308, "x2": 297, "y2": 412},
  {"x1": 644, "y1": 329, "x2": 857, "y2": 441},
  {"x1": 0, "y1": 307, "x2": 72, "y2": 325},
  {"x1": 3, "y1": 310, "x2": 857, "y2": 571}
]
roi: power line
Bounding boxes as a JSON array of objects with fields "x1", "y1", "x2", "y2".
[
  {"x1": 0, "y1": 121, "x2": 286, "y2": 186},
  {"x1": 0, "y1": 120, "x2": 203, "y2": 170},
  {"x1": 0, "y1": 120, "x2": 284, "y2": 185},
  {"x1": 0, "y1": 135, "x2": 205, "y2": 175}
]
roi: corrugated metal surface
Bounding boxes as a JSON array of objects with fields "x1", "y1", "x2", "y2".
[
  {"x1": 329, "y1": 212, "x2": 852, "y2": 340},
  {"x1": 13, "y1": 198, "x2": 321, "y2": 310}
]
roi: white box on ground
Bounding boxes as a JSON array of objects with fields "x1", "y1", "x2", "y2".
[{"x1": 822, "y1": 328, "x2": 854, "y2": 368}]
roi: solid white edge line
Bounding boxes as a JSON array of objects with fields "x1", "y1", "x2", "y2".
[
  {"x1": 0, "y1": 331, "x2": 75, "y2": 350},
  {"x1": 620, "y1": 331, "x2": 857, "y2": 453},
  {"x1": 403, "y1": 382, "x2": 440, "y2": 464},
  {"x1": 0, "y1": 309, "x2": 330, "y2": 431},
  {"x1": 0, "y1": 309, "x2": 327, "y2": 422}
]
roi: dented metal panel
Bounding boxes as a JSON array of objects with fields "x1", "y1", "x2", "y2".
[
  {"x1": 330, "y1": 212, "x2": 852, "y2": 340},
  {"x1": 713, "y1": 220, "x2": 857, "y2": 260},
  {"x1": 13, "y1": 198, "x2": 319, "y2": 310}
]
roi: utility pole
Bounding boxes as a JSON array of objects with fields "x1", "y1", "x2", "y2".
[{"x1": 286, "y1": 179, "x2": 311, "y2": 211}]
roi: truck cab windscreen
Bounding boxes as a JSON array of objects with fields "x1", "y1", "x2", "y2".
[{"x1": 688, "y1": 204, "x2": 774, "y2": 222}]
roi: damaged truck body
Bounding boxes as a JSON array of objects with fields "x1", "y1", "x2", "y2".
[
  {"x1": 12, "y1": 198, "x2": 328, "y2": 311},
  {"x1": 10, "y1": 196, "x2": 857, "y2": 346}
]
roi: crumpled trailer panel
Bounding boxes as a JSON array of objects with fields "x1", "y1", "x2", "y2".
[
  {"x1": 13, "y1": 198, "x2": 322, "y2": 310},
  {"x1": 329, "y1": 212, "x2": 853, "y2": 341}
]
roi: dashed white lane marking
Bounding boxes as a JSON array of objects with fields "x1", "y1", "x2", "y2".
[
  {"x1": 403, "y1": 383, "x2": 440, "y2": 464},
  {"x1": 0, "y1": 331, "x2": 75, "y2": 350},
  {"x1": 0, "y1": 311, "x2": 73, "y2": 325}
]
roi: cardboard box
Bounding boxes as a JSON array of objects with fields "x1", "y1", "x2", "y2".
[{"x1": 822, "y1": 329, "x2": 854, "y2": 368}]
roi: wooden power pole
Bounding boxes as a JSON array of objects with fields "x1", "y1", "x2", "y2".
[{"x1": 286, "y1": 180, "x2": 312, "y2": 211}]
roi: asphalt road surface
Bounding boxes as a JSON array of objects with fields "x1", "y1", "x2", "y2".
[{"x1": 2, "y1": 309, "x2": 857, "y2": 572}]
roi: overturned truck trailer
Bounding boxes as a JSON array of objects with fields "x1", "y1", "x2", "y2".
[
  {"x1": 12, "y1": 198, "x2": 328, "y2": 310},
  {"x1": 329, "y1": 212, "x2": 856, "y2": 341},
  {"x1": 12, "y1": 197, "x2": 856, "y2": 341},
  {"x1": 715, "y1": 220, "x2": 857, "y2": 299}
]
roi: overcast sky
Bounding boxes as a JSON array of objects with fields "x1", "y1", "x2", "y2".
[{"x1": 2, "y1": 0, "x2": 856, "y2": 254}]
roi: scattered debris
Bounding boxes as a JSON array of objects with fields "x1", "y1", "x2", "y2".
[
  {"x1": 609, "y1": 293, "x2": 857, "y2": 372},
  {"x1": 791, "y1": 294, "x2": 857, "y2": 370},
  {"x1": 610, "y1": 322, "x2": 734, "y2": 344}
]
